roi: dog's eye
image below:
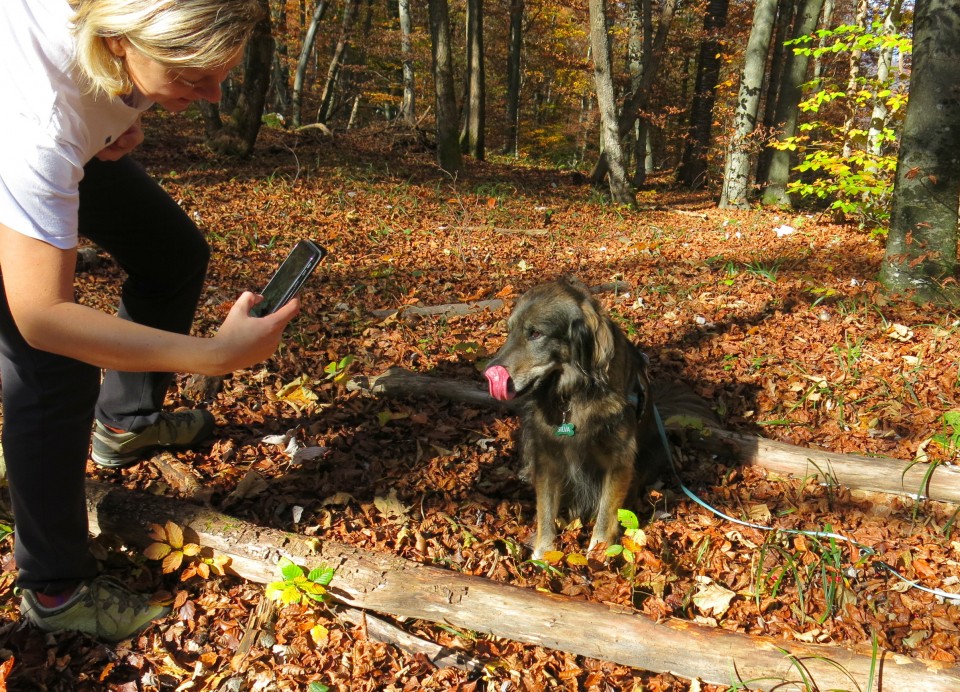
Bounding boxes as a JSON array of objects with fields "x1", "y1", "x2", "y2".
[{"x1": 528, "y1": 329, "x2": 543, "y2": 341}]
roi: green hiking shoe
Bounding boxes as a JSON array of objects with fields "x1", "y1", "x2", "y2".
[
  {"x1": 20, "y1": 575, "x2": 170, "y2": 642},
  {"x1": 91, "y1": 409, "x2": 215, "y2": 468}
]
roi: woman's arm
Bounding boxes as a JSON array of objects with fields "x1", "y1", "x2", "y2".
[{"x1": 0, "y1": 222, "x2": 298, "y2": 376}]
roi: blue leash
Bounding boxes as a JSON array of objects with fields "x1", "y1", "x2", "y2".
[{"x1": 653, "y1": 405, "x2": 960, "y2": 602}]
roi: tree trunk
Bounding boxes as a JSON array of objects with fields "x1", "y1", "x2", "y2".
[
  {"x1": 459, "y1": 0, "x2": 485, "y2": 159},
  {"x1": 349, "y1": 366, "x2": 960, "y2": 504},
  {"x1": 316, "y1": 0, "x2": 358, "y2": 124},
  {"x1": 761, "y1": 0, "x2": 826, "y2": 207},
  {"x1": 719, "y1": 0, "x2": 778, "y2": 208},
  {"x1": 84, "y1": 480, "x2": 960, "y2": 691},
  {"x1": 867, "y1": 0, "x2": 905, "y2": 158},
  {"x1": 626, "y1": 0, "x2": 652, "y2": 184},
  {"x1": 203, "y1": 0, "x2": 273, "y2": 157},
  {"x1": 755, "y1": 0, "x2": 794, "y2": 186},
  {"x1": 879, "y1": 0, "x2": 960, "y2": 303},
  {"x1": 502, "y1": 0, "x2": 524, "y2": 156},
  {"x1": 269, "y1": 0, "x2": 291, "y2": 115},
  {"x1": 676, "y1": 0, "x2": 730, "y2": 190},
  {"x1": 291, "y1": 0, "x2": 331, "y2": 128},
  {"x1": 398, "y1": 0, "x2": 416, "y2": 123},
  {"x1": 589, "y1": 0, "x2": 678, "y2": 186},
  {"x1": 840, "y1": 0, "x2": 868, "y2": 160},
  {"x1": 589, "y1": 0, "x2": 634, "y2": 204},
  {"x1": 428, "y1": 0, "x2": 462, "y2": 174}
]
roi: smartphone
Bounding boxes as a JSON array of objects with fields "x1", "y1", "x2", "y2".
[{"x1": 250, "y1": 239, "x2": 327, "y2": 317}]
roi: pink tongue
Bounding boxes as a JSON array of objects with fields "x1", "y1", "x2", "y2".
[{"x1": 484, "y1": 365, "x2": 515, "y2": 401}]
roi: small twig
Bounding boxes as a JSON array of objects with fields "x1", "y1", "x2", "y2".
[{"x1": 336, "y1": 605, "x2": 486, "y2": 673}]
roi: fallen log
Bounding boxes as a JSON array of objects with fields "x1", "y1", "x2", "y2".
[
  {"x1": 348, "y1": 367, "x2": 960, "y2": 505},
  {"x1": 85, "y1": 481, "x2": 960, "y2": 691},
  {"x1": 368, "y1": 281, "x2": 634, "y2": 321}
]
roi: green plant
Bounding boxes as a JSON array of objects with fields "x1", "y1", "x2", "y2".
[
  {"x1": 931, "y1": 411, "x2": 960, "y2": 460},
  {"x1": 772, "y1": 24, "x2": 912, "y2": 234},
  {"x1": 743, "y1": 259, "x2": 783, "y2": 283},
  {"x1": 324, "y1": 354, "x2": 355, "y2": 386},
  {"x1": 605, "y1": 509, "x2": 647, "y2": 563},
  {"x1": 753, "y1": 525, "x2": 862, "y2": 625},
  {"x1": 265, "y1": 556, "x2": 335, "y2": 606}
]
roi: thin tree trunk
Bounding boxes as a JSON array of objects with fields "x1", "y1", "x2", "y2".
[
  {"x1": 761, "y1": 0, "x2": 826, "y2": 207},
  {"x1": 269, "y1": 0, "x2": 290, "y2": 115},
  {"x1": 588, "y1": 0, "x2": 633, "y2": 203},
  {"x1": 589, "y1": 0, "x2": 677, "y2": 186},
  {"x1": 316, "y1": 0, "x2": 358, "y2": 124},
  {"x1": 879, "y1": 0, "x2": 960, "y2": 303},
  {"x1": 719, "y1": 0, "x2": 778, "y2": 208},
  {"x1": 676, "y1": 0, "x2": 730, "y2": 190},
  {"x1": 840, "y1": 0, "x2": 868, "y2": 160},
  {"x1": 398, "y1": 0, "x2": 415, "y2": 123},
  {"x1": 203, "y1": 0, "x2": 273, "y2": 157},
  {"x1": 428, "y1": 0, "x2": 462, "y2": 174},
  {"x1": 502, "y1": 0, "x2": 524, "y2": 155},
  {"x1": 755, "y1": 0, "x2": 794, "y2": 185},
  {"x1": 291, "y1": 0, "x2": 331, "y2": 128},
  {"x1": 459, "y1": 0, "x2": 485, "y2": 159},
  {"x1": 867, "y1": 0, "x2": 905, "y2": 158}
]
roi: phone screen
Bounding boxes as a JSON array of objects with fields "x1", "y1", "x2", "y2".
[{"x1": 250, "y1": 239, "x2": 327, "y2": 317}]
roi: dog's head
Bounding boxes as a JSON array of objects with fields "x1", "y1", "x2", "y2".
[{"x1": 484, "y1": 277, "x2": 616, "y2": 401}]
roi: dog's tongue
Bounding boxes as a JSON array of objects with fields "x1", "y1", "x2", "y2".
[{"x1": 484, "y1": 365, "x2": 515, "y2": 401}]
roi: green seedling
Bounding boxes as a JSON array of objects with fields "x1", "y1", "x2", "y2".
[{"x1": 266, "y1": 556, "x2": 335, "y2": 606}]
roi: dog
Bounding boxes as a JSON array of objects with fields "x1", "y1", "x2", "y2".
[{"x1": 484, "y1": 276, "x2": 713, "y2": 559}]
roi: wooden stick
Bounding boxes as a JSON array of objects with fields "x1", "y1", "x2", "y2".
[{"x1": 349, "y1": 367, "x2": 960, "y2": 506}]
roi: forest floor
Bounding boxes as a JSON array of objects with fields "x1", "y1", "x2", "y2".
[{"x1": 0, "y1": 112, "x2": 959, "y2": 691}]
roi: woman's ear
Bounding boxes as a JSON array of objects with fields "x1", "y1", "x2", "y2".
[{"x1": 104, "y1": 36, "x2": 126, "y2": 58}]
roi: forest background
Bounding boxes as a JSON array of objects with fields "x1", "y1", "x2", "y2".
[{"x1": 4, "y1": 0, "x2": 960, "y2": 689}]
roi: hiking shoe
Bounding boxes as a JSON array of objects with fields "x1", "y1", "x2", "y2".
[
  {"x1": 91, "y1": 409, "x2": 215, "y2": 468},
  {"x1": 20, "y1": 575, "x2": 170, "y2": 642}
]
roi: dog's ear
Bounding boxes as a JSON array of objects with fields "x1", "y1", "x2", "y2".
[
  {"x1": 569, "y1": 299, "x2": 615, "y2": 379},
  {"x1": 569, "y1": 316, "x2": 595, "y2": 376}
]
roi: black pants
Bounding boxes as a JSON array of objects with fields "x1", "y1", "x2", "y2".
[{"x1": 0, "y1": 157, "x2": 209, "y2": 592}]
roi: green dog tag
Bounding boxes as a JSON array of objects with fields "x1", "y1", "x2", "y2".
[{"x1": 555, "y1": 422, "x2": 576, "y2": 437}]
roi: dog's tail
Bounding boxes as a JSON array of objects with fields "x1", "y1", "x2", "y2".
[
  {"x1": 650, "y1": 380, "x2": 718, "y2": 430},
  {"x1": 648, "y1": 380, "x2": 731, "y2": 468}
]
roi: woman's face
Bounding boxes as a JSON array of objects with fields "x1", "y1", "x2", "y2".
[{"x1": 106, "y1": 37, "x2": 244, "y2": 112}]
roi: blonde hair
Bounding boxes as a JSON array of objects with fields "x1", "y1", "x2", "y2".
[{"x1": 70, "y1": 0, "x2": 264, "y2": 98}]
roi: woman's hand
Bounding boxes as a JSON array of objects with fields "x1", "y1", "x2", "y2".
[
  {"x1": 96, "y1": 119, "x2": 145, "y2": 161},
  {"x1": 205, "y1": 292, "x2": 301, "y2": 375}
]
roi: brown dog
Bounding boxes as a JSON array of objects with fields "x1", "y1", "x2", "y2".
[{"x1": 485, "y1": 277, "x2": 672, "y2": 559}]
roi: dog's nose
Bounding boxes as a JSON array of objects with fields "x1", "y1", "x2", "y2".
[{"x1": 484, "y1": 365, "x2": 515, "y2": 400}]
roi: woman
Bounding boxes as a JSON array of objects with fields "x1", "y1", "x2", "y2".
[{"x1": 0, "y1": 0, "x2": 298, "y2": 641}]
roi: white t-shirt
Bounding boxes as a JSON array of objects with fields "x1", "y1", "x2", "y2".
[{"x1": 0, "y1": 0, "x2": 153, "y2": 249}]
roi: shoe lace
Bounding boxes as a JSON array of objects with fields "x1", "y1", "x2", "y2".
[
  {"x1": 160, "y1": 410, "x2": 200, "y2": 428},
  {"x1": 92, "y1": 576, "x2": 148, "y2": 615}
]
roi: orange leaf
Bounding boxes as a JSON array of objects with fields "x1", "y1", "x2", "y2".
[
  {"x1": 143, "y1": 542, "x2": 172, "y2": 561},
  {"x1": 162, "y1": 550, "x2": 184, "y2": 573},
  {"x1": 147, "y1": 523, "x2": 167, "y2": 542},
  {"x1": 165, "y1": 521, "x2": 184, "y2": 549},
  {"x1": 174, "y1": 589, "x2": 190, "y2": 609}
]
